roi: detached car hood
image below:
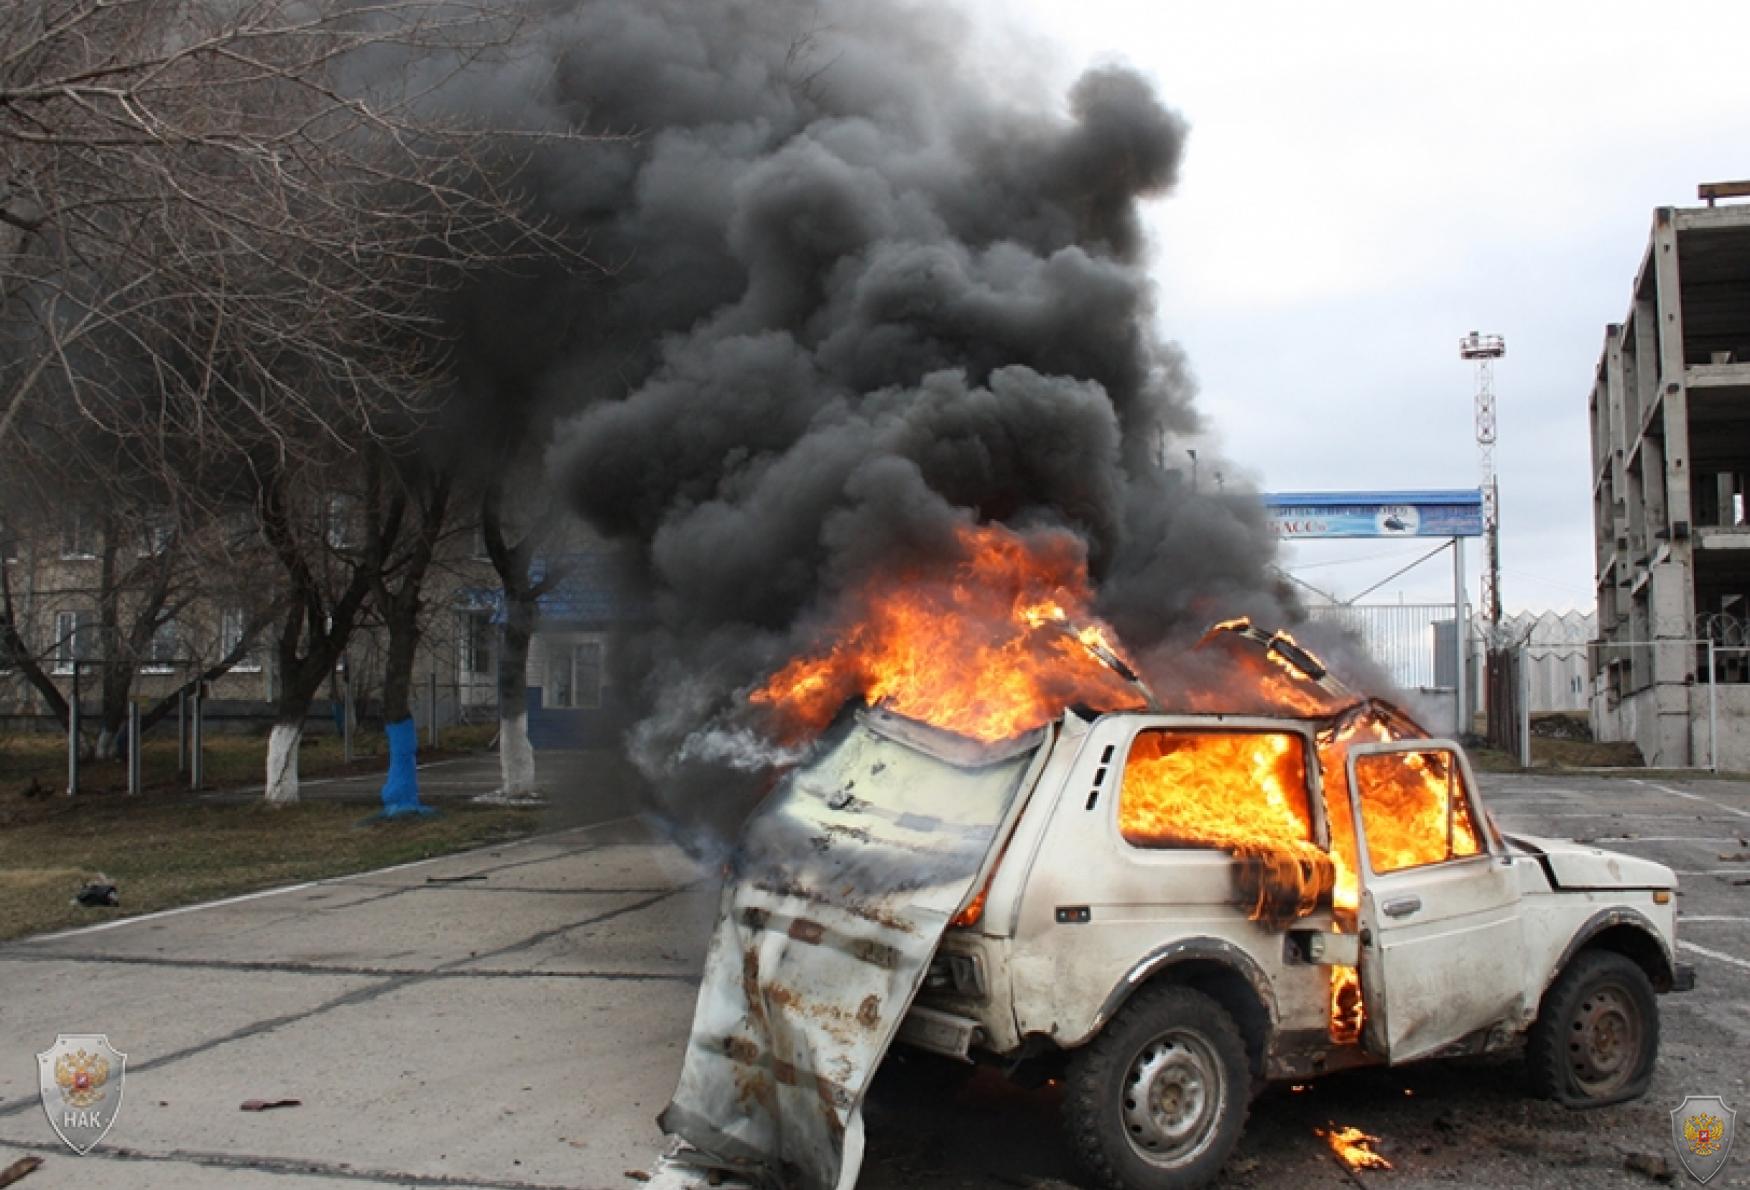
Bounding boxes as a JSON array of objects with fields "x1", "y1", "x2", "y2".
[
  {"x1": 658, "y1": 709, "x2": 1046, "y2": 1190},
  {"x1": 1507, "y1": 833, "x2": 1676, "y2": 891}
]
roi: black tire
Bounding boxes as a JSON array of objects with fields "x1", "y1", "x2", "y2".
[
  {"x1": 1063, "y1": 985, "x2": 1250, "y2": 1190},
  {"x1": 1526, "y1": 949, "x2": 1659, "y2": 1108}
]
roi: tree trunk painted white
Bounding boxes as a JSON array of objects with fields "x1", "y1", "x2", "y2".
[
  {"x1": 265, "y1": 722, "x2": 302, "y2": 804},
  {"x1": 499, "y1": 710, "x2": 535, "y2": 796},
  {"x1": 495, "y1": 593, "x2": 537, "y2": 798},
  {"x1": 95, "y1": 726, "x2": 118, "y2": 761}
]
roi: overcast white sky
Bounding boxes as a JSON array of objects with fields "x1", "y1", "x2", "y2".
[{"x1": 984, "y1": 0, "x2": 1750, "y2": 614}]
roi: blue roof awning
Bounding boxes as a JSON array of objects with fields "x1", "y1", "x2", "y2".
[{"x1": 459, "y1": 549, "x2": 647, "y2": 628}]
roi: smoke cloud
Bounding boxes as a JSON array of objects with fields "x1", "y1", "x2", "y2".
[{"x1": 448, "y1": 0, "x2": 1289, "y2": 824}]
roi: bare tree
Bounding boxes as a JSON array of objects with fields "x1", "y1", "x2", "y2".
[
  {"x1": 0, "y1": 0, "x2": 592, "y2": 800},
  {"x1": 1, "y1": 0, "x2": 580, "y2": 450},
  {"x1": 481, "y1": 474, "x2": 575, "y2": 797},
  {"x1": 370, "y1": 454, "x2": 451, "y2": 810},
  {"x1": 0, "y1": 496, "x2": 278, "y2": 753},
  {"x1": 0, "y1": 546, "x2": 68, "y2": 725},
  {"x1": 256, "y1": 451, "x2": 399, "y2": 803}
]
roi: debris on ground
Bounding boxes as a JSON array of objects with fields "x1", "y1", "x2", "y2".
[
  {"x1": 623, "y1": 1171, "x2": 651, "y2": 1183},
  {"x1": 0, "y1": 1156, "x2": 43, "y2": 1187},
  {"x1": 1316, "y1": 1125, "x2": 1392, "y2": 1172},
  {"x1": 239, "y1": 1098, "x2": 302, "y2": 1112},
  {"x1": 425, "y1": 874, "x2": 488, "y2": 883},
  {"x1": 71, "y1": 875, "x2": 118, "y2": 907},
  {"x1": 1717, "y1": 851, "x2": 1749, "y2": 862},
  {"x1": 1623, "y1": 1150, "x2": 1676, "y2": 1182}
]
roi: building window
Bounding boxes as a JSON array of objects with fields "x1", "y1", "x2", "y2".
[
  {"x1": 573, "y1": 640, "x2": 603, "y2": 709},
  {"x1": 138, "y1": 510, "x2": 175, "y2": 557},
  {"x1": 220, "y1": 608, "x2": 261, "y2": 672},
  {"x1": 60, "y1": 512, "x2": 97, "y2": 559},
  {"x1": 224, "y1": 509, "x2": 258, "y2": 550},
  {"x1": 53, "y1": 610, "x2": 96, "y2": 673},
  {"x1": 142, "y1": 619, "x2": 179, "y2": 673},
  {"x1": 546, "y1": 638, "x2": 604, "y2": 709},
  {"x1": 550, "y1": 642, "x2": 573, "y2": 708},
  {"x1": 325, "y1": 494, "x2": 358, "y2": 551},
  {"x1": 458, "y1": 610, "x2": 493, "y2": 679}
]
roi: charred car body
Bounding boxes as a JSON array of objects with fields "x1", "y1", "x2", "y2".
[{"x1": 656, "y1": 671, "x2": 1693, "y2": 1190}]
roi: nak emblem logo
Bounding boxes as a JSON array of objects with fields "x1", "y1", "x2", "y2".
[{"x1": 36, "y1": 1034, "x2": 127, "y2": 1154}]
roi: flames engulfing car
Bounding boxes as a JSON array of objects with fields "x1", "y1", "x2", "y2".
[{"x1": 654, "y1": 690, "x2": 1694, "y2": 1190}]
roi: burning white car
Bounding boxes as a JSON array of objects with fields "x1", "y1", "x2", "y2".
[{"x1": 650, "y1": 546, "x2": 1693, "y2": 1190}]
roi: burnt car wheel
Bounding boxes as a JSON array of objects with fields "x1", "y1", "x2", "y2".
[
  {"x1": 1526, "y1": 949, "x2": 1659, "y2": 1108},
  {"x1": 1064, "y1": 984, "x2": 1249, "y2": 1190}
]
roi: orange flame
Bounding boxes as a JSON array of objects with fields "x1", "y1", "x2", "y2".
[
  {"x1": 1329, "y1": 961, "x2": 1364, "y2": 1046},
  {"x1": 1319, "y1": 713, "x2": 1482, "y2": 914},
  {"x1": 751, "y1": 525, "x2": 1477, "y2": 1047},
  {"x1": 751, "y1": 523, "x2": 1143, "y2": 743},
  {"x1": 1318, "y1": 1124, "x2": 1392, "y2": 1171},
  {"x1": 1117, "y1": 729, "x2": 1333, "y2": 925},
  {"x1": 1314, "y1": 708, "x2": 1481, "y2": 1045}
]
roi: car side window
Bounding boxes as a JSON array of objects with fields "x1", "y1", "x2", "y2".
[
  {"x1": 1118, "y1": 729, "x2": 1315, "y2": 851},
  {"x1": 1352, "y1": 748, "x2": 1483, "y2": 875}
]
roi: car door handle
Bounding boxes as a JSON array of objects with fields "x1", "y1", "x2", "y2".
[{"x1": 1382, "y1": 896, "x2": 1422, "y2": 918}]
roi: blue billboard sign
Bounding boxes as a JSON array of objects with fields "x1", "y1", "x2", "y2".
[{"x1": 1262, "y1": 490, "x2": 1484, "y2": 539}]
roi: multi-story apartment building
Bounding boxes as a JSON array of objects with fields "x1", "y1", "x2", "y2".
[
  {"x1": 0, "y1": 512, "x2": 635, "y2": 748},
  {"x1": 1589, "y1": 189, "x2": 1750, "y2": 768}
]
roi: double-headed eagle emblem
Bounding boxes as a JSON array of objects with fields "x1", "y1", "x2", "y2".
[
  {"x1": 36, "y1": 1033, "x2": 128, "y2": 1154},
  {"x1": 1672, "y1": 1095, "x2": 1737, "y2": 1184},
  {"x1": 1684, "y1": 1110, "x2": 1726, "y2": 1158},
  {"x1": 53, "y1": 1048, "x2": 111, "y2": 1111}
]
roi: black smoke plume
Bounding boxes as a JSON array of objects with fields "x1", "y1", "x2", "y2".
[{"x1": 450, "y1": 0, "x2": 1288, "y2": 828}]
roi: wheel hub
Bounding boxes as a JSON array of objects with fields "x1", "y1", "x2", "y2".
[
  {"x1": 1568, "y1": 983, "x2": 1640, "y2": 1093},
  {"x1": 1121, "y1": 1030, "x2": 1224, "y2": 1167}
]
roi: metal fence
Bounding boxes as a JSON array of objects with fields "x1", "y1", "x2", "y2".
[
  {"x1": 1589, "y1": 636, "x2": 1750, "y2": 771},
  {"x1": 4, "y1": 655, "x2": 498, "y2": 795},
  {"x1": 1304, "y1": 603, "x2": 1455, "y2": 691}
]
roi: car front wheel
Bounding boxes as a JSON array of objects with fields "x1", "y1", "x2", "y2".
[
  {"x1": 1526, "y1": 949, "x2": 1659, "y2": 1107},
  {"x1": 1063, "y1": 984, "x2": 1250, "y2": 1190}
]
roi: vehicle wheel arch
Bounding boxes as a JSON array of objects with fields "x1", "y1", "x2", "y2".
[
  {"x1": 1088, "y1": 939, "x2": 1278, "y2": 1083},
  {"x1": 1547, "y1": 909, "x2": 1676, "y2": 995},
  {"x1": 1526, "y1": 946, "x2": 1660, "y2": 1107}
]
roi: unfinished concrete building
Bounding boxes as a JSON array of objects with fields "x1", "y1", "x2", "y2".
[{"x1": 1590, "y1": 191, "x2": 1750, "y2": 768}]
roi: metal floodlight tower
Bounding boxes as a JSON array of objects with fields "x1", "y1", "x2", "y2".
[{"x1": 1459, "y1": 331, "x2": 1506, "y2": 632}]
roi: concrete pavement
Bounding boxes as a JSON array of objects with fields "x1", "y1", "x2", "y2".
[
  {"x1": 0, "y1": 814, "x2": 715, "y2": 1189},
  {"x1": 2, "y1": 766, "x2": 1748, "y2": 1188}
]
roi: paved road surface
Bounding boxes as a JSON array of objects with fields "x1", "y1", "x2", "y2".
[{"x1": 1, "y1": 766, "x2": 1746, "y2": 1188}]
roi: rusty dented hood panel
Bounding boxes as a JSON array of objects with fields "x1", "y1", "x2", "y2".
[
  {"x1": 1507, "y1": 833, "x2": 1676, "y2": 890},
  {"x1": 658, "y1": 709, "x2": 1048, "y2": 1190}
]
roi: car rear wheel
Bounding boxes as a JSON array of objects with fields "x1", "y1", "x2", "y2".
[
  {"x1": 1526, "y1": 949, "x2": 1659, "y2": 1108},
  {"x1": 1064, "y1": 985, "x2": 1249, "y2": 1190}
]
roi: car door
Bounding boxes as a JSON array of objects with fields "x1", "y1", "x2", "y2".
[{"x1": 1346, "y1": 740, "x2": 1527, "y2": 1063}]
